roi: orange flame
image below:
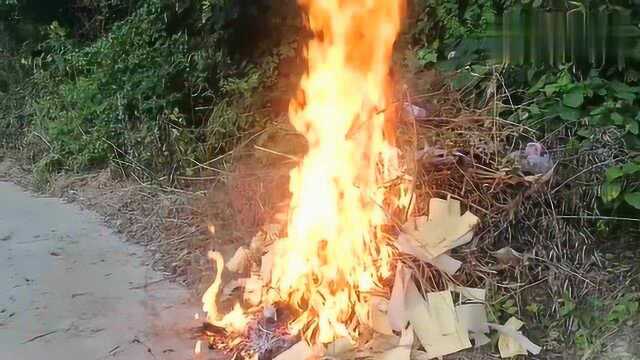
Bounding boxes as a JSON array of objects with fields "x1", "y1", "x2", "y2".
[
  {"x1": 268, "y1": 0, "x2": 405, "y2": 343},
  {"x1": 201, "y1": 0, "x2": 406, "y2": 346},
  {"x1": 202, "y1": 251, "x2": 249, "y2": 334}
]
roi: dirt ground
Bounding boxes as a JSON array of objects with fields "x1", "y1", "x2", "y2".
[{"x1": 0, "y1": 181, "x2": 200, "y2": 359}]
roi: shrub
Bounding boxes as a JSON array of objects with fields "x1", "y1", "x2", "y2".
[{"x1": 19, "y1": 0, "x2": 289, "y2": 179}]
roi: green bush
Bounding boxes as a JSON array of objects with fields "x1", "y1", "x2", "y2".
[
  {"x1": 511, "y1": 68, "x2": 640, "y2": 213},
  {"x1": 14, "y1": 0, "x2": 289, "y2": 179},
  {"x1": 0, "y1": 0, "x2": 297, "y2": 182},
  {"x1": 409, "y1": 0, "x2": 499, "y2": 66},
  {"x1": 30, "y1": 7, "x2": 202, "y2": 172}
]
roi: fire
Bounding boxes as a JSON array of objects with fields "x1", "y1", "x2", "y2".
[
  {"x1": 269, "y1": 0, "x2": 405, "y2": 343},
  {"x1": 201, "y1": 251, "x2": 249, "y2": 333},
  {"x1": 202, "y1": 0, "x2": 406, "y2": 347}
]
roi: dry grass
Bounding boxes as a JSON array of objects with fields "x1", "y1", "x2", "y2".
[
  {"x1": 4, "y1": 66, "x2": 639, "y2": 357},
  {"x1": 400, "y1": 72, "x2": 640, "y2": 357},
  {"x1": 192, "y1": 72, "x2": 640, "y2": 356}
]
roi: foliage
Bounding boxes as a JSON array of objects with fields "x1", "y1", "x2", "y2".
[
  {"x1": 1, "y1": 0, "x2": 297, "y2": 182},
  {"x1": 511, "y1": 68, "x2": 640, "y2": 214},
  {"x1": 560, "y1": 294, "x2": 639, "y2": 353},
  {"x1": 409, "y1": 0, "x2": 500, "y2": 67},
  {"x1": 411, "y1": 0, "x2": 640, "y2": 77},
  {"x1": 28, "y1": 4, "x2": 207, "y2": 173}
]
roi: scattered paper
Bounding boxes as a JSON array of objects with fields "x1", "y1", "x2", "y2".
[
  {"x1": 410, "y1": 349, "x2": 431, "y2": 360},
  {"x1": 456, "y1": 304, "x2": 489, "y2": 334},
  {"x1": 250, "y1": 231, "x2": 266, "y2": 255},
  {"x1": 274, "y1": 341, "x2": 313, "y2": 360},
  {"x1": 260, "y1": 248, "x2": 274, "y2": 283},
  {"x1": 360, "y1": 333, "x2": 401, "y2": 357},
  {"x1": 492, "y1": 317, "x2": 542, "y2": 357},
  {"x1": 325, "y1": 337, "x2": 354, "y2": 357},
  {"x1": 221, "y1": 278, "x2": 246, "y2": 302},
  {"x1": 406, "y1": 283, "x2": 471, "y2": 359},
  {"x1": 454, "y1": 286, "x2": 486, "y2": 303},
  {"x1": 396, "y1": 235, "x2": 431, "y2": 261},
  {"x1": 396, "y1": 236, "x2": 462, "y2": 275},
  {"x1": 399, "y1": 197, "x2": 478, "y2": 258},
  {"x1": 376, "y1": 325, "x2": 414, "y2": 360},
  {"x1": 471, "y1": 332, "x2": 491, "y2": 347},
  {"x1": 492, "y1": 247, "x2": 523, "y2": 268},
  {"x1": 370, "y1": 296, "x2": 394, "y2": 335},
  {"x1": 226, "y1": 246, "x2": 250, "y2": 273},
  {"x1": 456, "y1": 303, "x2": 490, "y2": 347},
  {"x1": 522, "y1": 142, "x2": 553, "y2": 175},
  {"x1": 388, "y1": 264, "x2": 412, "y2": 331},
  {"x1": 243, "y1": 276, "x2": 262, "y2": 306},
  {"x1": 404, "y1": 103, "x2": 428, "y2": 118},
  {"x1": 430, "y1": 254, "x2": 462, "y2": 275}
]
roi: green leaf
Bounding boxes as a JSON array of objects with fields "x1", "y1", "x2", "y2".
[
  {"x1": 627, "y1": 120, "x2": 639, "y2": 135},
  {"x1": 609, "y1": 81, "x2": 639, "y2": 94},
  {"x1": 613, "y1": 91, "x2": 636, "y2": 101},
  {"x1": 611, "y1": 112, "x2": 625, "y2": 125},
  {"x1": 624, "y1": 192, "x2": 640, "y2": 209},
  {"x1": 451, "y1": 71, "x2": 475, "y2": 90},
  {"x1": 526, "y1": 303, "x2": 540, "y2": 314},
  {"x1": 560, "y1": 301, "x2": 575, "y2": 316},
  {"x1": 563, "y1": 89, "x2": 584, "y2": 108},
  {"x1": 590, "y1": 106, "x2": 607, "y2": 116},
  {"x1": 417, "y1": 47, "x2": 438, "y2": 65},
  {"x1": 559, "y1": 107, "x2": 581, "y2": 121},
  {"x1": 470, "y1": 65, "x2": 489, "y2": 76},
  {"x1": 529, "y1": 74, "x2": 549, "y2": 93},
  {"x1": 576, "y1": 128, "x2": 593, "y2": 137},
  {"x1": 628, "y1": 301, "x2": 639, "y2": 315},
  {"x1": 543, "y1": 83, "x2": 561, "y2": 97},
  {"x1": 606, "y1": 166, "x2": 625, "y2": 182},
  {"x1": 529, "y1": 104, "x2": 541, "y2": 115},
  {"x1": 601, "y1": 181, "x2": 622, "y2": 203},
  {"x1": 622, "y1": 162, "x2": 640, "y2": 175}
]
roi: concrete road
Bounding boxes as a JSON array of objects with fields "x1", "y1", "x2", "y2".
[{"x1": 0, "y1": 182, "x2": 199, "y2": 360}]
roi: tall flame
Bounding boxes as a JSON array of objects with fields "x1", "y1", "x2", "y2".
[
  {"x1": 268, "y1": 0, "x2": 405, "y2": 343},
  {"x1": 201, "y1": 0, "x2": 406, "y2": 347}
]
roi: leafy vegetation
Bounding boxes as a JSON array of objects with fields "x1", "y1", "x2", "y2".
[
  {"x1": 509, "y1": 69, "x2": 640, "y2": 212},
  {"x1": 561, "y1": 293, "x2": 639, "y2": 353},
  {"x1": 1, "y1": 0, "x2": 298, "y2": 182},
  {"x1": 407, "y1": 1, "x2": 640, "y2": 356},
  {"x1": 409, "y1": 1, "x2": 640, "y2": 216},
  {"x1": 410, "y1": 0, "x2": 499, "y2": 61}
]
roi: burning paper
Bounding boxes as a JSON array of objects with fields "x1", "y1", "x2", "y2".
[
  {"x1": 264, "y1": 0, "x2": 406, "y2": 344},
  {"x1": 202, "y1": 0, "x2": 407, "y2": 347}
]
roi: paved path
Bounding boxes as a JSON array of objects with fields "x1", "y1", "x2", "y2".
[{"x1": 0, "y1": 181, "x2": 199, "y2": 359}]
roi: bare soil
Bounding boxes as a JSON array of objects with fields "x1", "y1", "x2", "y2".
[{"x1": 0, "y1": 180, "x2": 198, "y2": 359}]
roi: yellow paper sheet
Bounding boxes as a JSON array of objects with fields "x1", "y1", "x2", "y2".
[
  {"x1": 406, "y1": 284, "x2": 471, "y2": 359},
  {"x1": 401, "y1": 198, "x2": 478, "y2": 258}
]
